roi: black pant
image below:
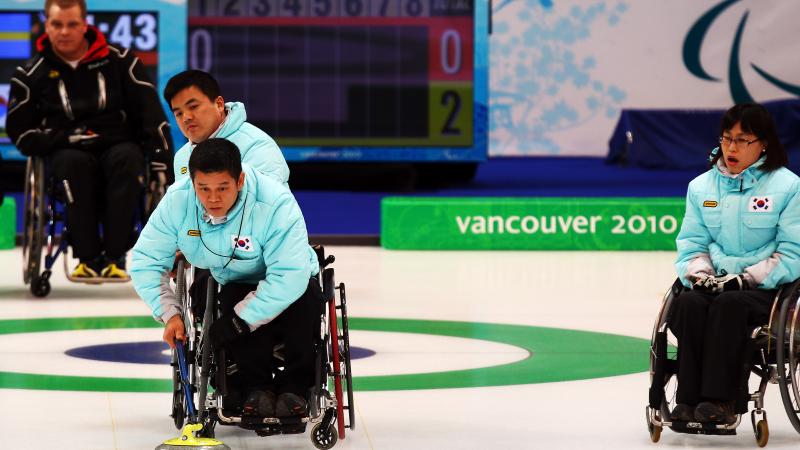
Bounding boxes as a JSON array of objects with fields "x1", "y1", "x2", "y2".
[
  {"x1": 51, "y1": 142, "x2": 144, "y2": 260},
  {"x1": 205, "y1": 278, "x2": 321, "y2": 396},
  {"x1": 669, "y1": 288, "x2": 775, "y2": 405}
]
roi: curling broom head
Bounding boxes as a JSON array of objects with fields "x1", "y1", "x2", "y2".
[{"x1": 155, "y1": 423, "x2": 231, "y2": 450}]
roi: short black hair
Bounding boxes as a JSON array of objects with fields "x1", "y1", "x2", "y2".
[
  {"x1": 163, "y1": 70, "x2": 221, "y2": 106},
  {"x1": 189, "y1": 138, "x2": 242, "y2": 180},
  {"x1": 712, "y1": 103, "x2": 788, "y2": 172}
]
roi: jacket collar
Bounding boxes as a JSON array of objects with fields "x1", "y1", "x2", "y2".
[
  {"x1": 714, "y1": 155, "x2": 767, "y2": 192},
  {"x1": 37, "y1": 25, "x2": 109, "y2": 66},
  {"x1": 216, "y1": 102, "x2": 247, "y2": 139}
]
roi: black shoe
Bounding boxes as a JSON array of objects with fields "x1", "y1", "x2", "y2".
[
  {"x1": 276, "y1": 392, "x2": 308, "y2": 417},
  {"x1": 669, "y1": 404, "x2": 695, "y2": 422},
  {"x1": 243, "y1": 390, "x2": 276, "y2": 417},
  {"x1": 695, "y1": 400, "x2": 736, "y2": 424}
]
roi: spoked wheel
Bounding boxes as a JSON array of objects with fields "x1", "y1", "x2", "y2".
[
  {"x1": 324, "y1": 268, "x2": 348, "y2": 440},
  {"x1": 776, "y1": 291, "x2": 800, "y2": 433},
  {"x1": 312, "y1": 423, "x2": 338, "y2": 450},
  {"x1": 647, "y1": 281, "x2": 681, "y2": 438},
  {"x1": 22, "y1": 157, "x2": 47, "y2": 295},
  {"x1": 338, "y1": 282, "x2": 356, "y2": 431},
  {"x1": 195, "y1": 276, "x2": 217, "y2": 430}
]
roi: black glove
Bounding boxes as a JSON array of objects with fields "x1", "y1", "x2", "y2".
[
  {"x1": 209, "y1": 313, "x2": 250, "y2": 349},
  {"x1": 692, "y1": 273, "x2": 749, "y2": 293},
  {"x1": 715, "y1": 273, "x2": 749, "y2": 291},
  {"x1": 56, "y1": 126, "x2": 100, "y2": 149}
]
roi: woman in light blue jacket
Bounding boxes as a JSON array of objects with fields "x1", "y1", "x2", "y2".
[{"x1": 670, "y1": 103, "x2": 800, "y2": 424}]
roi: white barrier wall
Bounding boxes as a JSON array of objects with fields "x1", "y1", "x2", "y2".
[{"x1": 489, "y1": 0, "x2": 800, "y2": 156}]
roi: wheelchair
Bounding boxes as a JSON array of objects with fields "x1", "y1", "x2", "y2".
[
  {"x1": 169, "y1": 245, "x2": 355, "y2": 450},
  {"x1": 21, "y1": 155, "x2": 167, "y2": 297},
  {"x1": 646, "y1": 278, "x2": 800, "y2": 446}
]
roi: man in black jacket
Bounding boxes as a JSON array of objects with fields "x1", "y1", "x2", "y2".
[{"x1": 6, "y1": 0, "x2": 174, "y2": 279}]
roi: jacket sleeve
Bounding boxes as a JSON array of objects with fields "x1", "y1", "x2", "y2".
[
  {"x1": 750, "y1": 186, "x2": 800, "y2": 289},
  {"x1": 114, "y1": 47, "x2": 174, "y2": 179},
  {"x1": 130, "y1": 191, "x2": 181, "y2": 322},
  {"x1": 233, "y1": 192, "x2": 313, "y2": 329},
  {"x1": 6, "y1": 62, "x2": 64, "y2": 156},
  {"x1": 675, "y1": 187, "x2": 713, "y2": 287}
]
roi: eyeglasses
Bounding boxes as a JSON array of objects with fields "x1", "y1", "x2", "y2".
[{"x1": 720, "y1": 136, "x2": 760, "y2": 149}]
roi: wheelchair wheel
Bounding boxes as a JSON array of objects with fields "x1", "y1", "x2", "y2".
[
  {"x1": 143, "y1": 169, "x2": 167, "y2": 221},
  {"x1": 171, "y1": 344, "x2": 187, "y2": 429},
  {"x1": 338, "y1": 282, "x2": 356, "y2": 432},
  {"x1": 776, "y1": 289, "x2": 800, "y2": 433},
  {"x1": 647, "y1": 280, "x2": 682, "y2": 434},
  {"x1": 170, "y1": 261, "x2": 189, "y2": 429},
  {"x1": 648, "y1": 420, "x2": 661, "y2": 443},
  {"x1": 323, "y1": 268, "x2": 347, "y2": 439},
  {"x1": 22, "y1": 157, "x2": 47, "y2": 293},
  {"x1": 311, "y1": 422, "x2": 338, "y2": 450},
  {"x1": 755, "y1": 419, "x2": 769, "y2": 447},
  {"x1": 195, "y1": 276, "x2": 217, "y2": 426}
]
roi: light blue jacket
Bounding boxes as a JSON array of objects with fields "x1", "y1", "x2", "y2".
[
  {"x1": 131, "y1": 164, "x2": 319, "y2": 329},
  {"x1": 675, "y1": 156, "x2": 800, "y2": 289},
  {"x1": 173, "y1": 102, "x2": 289, "y2": 186}
]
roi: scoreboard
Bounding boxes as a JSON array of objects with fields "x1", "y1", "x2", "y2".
[
  {"x1": 188, "y1": 0, "x2": 488, "y2": 161},
  {"x1": 0, "y1": 0, "x2": 185, "y2": 161}
]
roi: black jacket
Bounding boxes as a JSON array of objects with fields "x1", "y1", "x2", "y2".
[{"x1": 6, "y1": 26, "x2": 173, "y2": 172}]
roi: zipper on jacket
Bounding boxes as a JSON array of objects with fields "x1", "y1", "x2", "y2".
[
  {"x1": 740, "y1": 178, "x2": 743, "y2": 192},
  {"x1": 57, "y1": 80, "x2": 75, "y2": 120}
]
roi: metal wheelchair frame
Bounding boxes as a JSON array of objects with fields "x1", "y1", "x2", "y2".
[
  {"x1": 646, "y1": 278, "x2": 800, "y2": 446},
  {"x1": 169, "y1": 245, "x2": 355, "y2": 450}
]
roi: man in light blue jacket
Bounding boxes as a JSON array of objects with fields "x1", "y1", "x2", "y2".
[
  {"x1": 163, "y1": 70, "x2": 289, "y2": 186},
  {"x1": 131, "y1": 138, "x2": 319, "y2": 419},
  {"x1": 669, "y1": 103, "x2": 800, "y2": 425}
]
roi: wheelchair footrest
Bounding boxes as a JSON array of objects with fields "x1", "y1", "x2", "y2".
[
  {"x1": 669, "y1": 420, "x2": 737, "y2": 436},
  {"x1": 237, "y1": 415, "x2": 307, "y2": 435},
  {"x1": 65, "y1": 275, "x2": 130, "y2": 284}
]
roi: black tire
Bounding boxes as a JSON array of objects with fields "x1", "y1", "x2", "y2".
[
  {"x1": 311, "y1": 423, "x2": 338, "y2": 450},
  {"x1": 144, "y1": 170, "x2": 167, "y2": 221},
  {"x1": 30, "y1": 277, "x2": 50, "y2": 298},
  {"x1": 339, "y1": 282, "x2": 355, "y2": 431},
  {"x1": 22, "y1": 158, "x2": 45, "y2": 287},
  {"x1": 776, "y1": 291, "x2": 800, "y2": 433},
  {"x1": 648, "y1": 281, "x2": 681, "y2": 430}
]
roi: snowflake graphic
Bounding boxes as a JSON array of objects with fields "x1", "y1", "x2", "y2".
[{"x1": 490, "y1": 1, "x2": 629, "y2": 155}]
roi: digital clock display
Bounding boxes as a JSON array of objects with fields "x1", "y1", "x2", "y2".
[
  {"x1": 188, "y1": 0, "x2": 487, "y2": 161},
  {"x1": 0, "y1": 11, "x2": 159, "y2": 147}
]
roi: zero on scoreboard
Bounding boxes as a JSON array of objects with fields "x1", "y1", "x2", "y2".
[{"x1": 188, "y1": 0, "x2": 488, "y2": 162}]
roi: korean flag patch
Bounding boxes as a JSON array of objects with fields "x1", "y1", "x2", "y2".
[
  {"x1": 749, "y1": 196, "x2": 772, "y2": 212},
  {"x1": 231, "y1": 235, "x2": 253, "y2": 252}
]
